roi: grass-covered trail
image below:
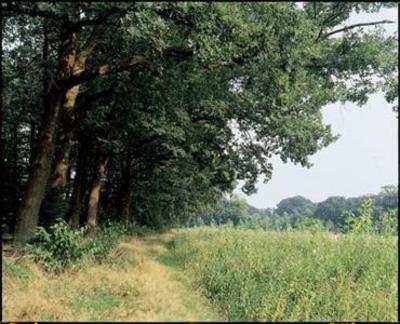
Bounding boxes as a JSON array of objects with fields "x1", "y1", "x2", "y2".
[{"x1": 2, "y1": 232, "x2": 222, "y2": 322}]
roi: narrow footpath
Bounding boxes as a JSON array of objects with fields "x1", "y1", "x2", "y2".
[{"x1": 114, "y1": 232, "x2": 223, "y2": 321}]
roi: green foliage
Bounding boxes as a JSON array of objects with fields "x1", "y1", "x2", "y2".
[
  {"x1": 315, "y1": 187, "x2": 398, "y2": 230},
  {"x1": 172, "y1": 227, "x2": 398, "y2": 321},
  {"x1": 27, "y1": 220, "x2": 128, "y2": 271},
  {"x1": 342, "y1": 210, "x2": 356, "y2": 233},
  {"x1": 193, "y1": 195, "x2": 249, "y2": 227},
  {"x1": 28, "y1": 220, "x2": 85, "y2": 272},
  {"x1": 377, "y1": 208, "x2": 398, "y2": 235},
  {"x1": 276, "y1": 196, "x2": 314, "y2": 216},
  {"x1": 188, "y1": 187, "x2": 397, "y2": 235},
  {"x1": 352, "y1": 198, "x2": 375, "y2": 234},
  {"x1": 297, "y1": 217, "x2": 324, "y2": 232},
  {"x1": 315, "y1": 196, "x2": 349, "y2": 228},
  {"x1": 342, "y1": 198, "x2": 375, "y2": 234}
]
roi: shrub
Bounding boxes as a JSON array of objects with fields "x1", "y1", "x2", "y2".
[
  {"x1": 28, "y1": 220, "x2": 85, "y2": 272},
  {"x1": 26, "y1": 220, "x2": 150, "y2": 271}
]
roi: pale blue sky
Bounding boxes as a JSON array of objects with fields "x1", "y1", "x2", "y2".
[{"x1": 236, "y1": 6, "x2": 398, "y2": 208}]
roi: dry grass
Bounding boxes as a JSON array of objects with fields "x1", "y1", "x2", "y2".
[{"x1": 2, "y1": 232, "x2": 222, "y2": 322}]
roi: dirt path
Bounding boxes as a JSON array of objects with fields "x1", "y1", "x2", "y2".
[
  {"x1": 115, "y1": 232, "x2": 223, "y2": 321},
  {"x1": 2, "y1": 232, "x2": 223, "y2": 322}
]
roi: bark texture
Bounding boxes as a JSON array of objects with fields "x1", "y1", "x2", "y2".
[
  {"x1": 120, "y1": 151, "x2": 134, "y2": 225},
  {"x1": 86, "y1": 157, "x2": 109, "y2": 233}
]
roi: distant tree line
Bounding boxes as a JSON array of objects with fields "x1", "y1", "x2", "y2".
[{"x1": 188, "y1": 185, "x2": 398, "y2": 234}]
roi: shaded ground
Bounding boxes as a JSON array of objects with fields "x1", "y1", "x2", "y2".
[{"x1": 2, "y1": 232, "x2": 223, "y2": 321}]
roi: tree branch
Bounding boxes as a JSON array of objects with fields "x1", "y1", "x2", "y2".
[
  {"x1": 63, "y1": 47, "x2": 194, "y2": 88},
  {"x1": 321, "y1": 20, "x2": 395, "y2": 39},
  {"x1": 63, "y1": 55, "x2": 147, "y2": 87}
]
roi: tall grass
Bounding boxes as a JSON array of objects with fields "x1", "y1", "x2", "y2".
[{"x1": 172, "y1": 227, "x2": 398, "y2": 321}]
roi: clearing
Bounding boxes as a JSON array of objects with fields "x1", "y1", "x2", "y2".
[{"x1": 2, "y1": 231, "x2": 223, "y2": 321}]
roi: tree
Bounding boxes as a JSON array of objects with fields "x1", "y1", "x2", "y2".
[
  {"x1": 314, "y1": 196, "x2": 349, "y2": 227},
  {"x1": 196, "y1": 195, "x2": 249, "y2": 227},
  {"x1": 276, "y1": 196, "x2": 314, "y2": 216},
  {"x1": 3, "y1": 2, "x2": 198, "y2": 241}
]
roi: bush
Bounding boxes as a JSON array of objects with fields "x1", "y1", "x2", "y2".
[
  {"x1": 28, "y1": 220, "x2": 85, "y2": 272},
  {"x1": 26, "y1": 220, "x2": 156, "y2": 271},
  {"x1": 27, "y1": 220, "x2": 130, "y2": 271}
]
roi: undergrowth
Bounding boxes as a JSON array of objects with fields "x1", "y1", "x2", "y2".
[{"x1": 25, "y1": 220, "x2": 143, "y2": 272}]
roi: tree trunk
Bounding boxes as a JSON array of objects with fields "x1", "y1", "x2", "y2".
[
  {"x1": 38, "y1": 124, "x2": 74, "y2": 228},
  {"x1": 14, "y1": 26, "x2": 78, "y2": 242},
  {"x1": 120, "y1": 150, "x2": 133, "y2": 225},
  {"x1": 12, "y1": 122, "x2": 19, "y2": 222},
  {"x1": 0, "y1": 10, "x2": 4, "y2": 182},
  {"x1": 68, "y1": 141, "x2": 87, "y2": 228},
  {"x1": 49, "y1": 39, "x2": 91, "y2": 189},
  {"x1": 42, "y1": 43, "x2": 91, "y2": 227},
  {"x1": 14, "y1": 93, "x2": 64, "y2": 242},
  {"x1": 0, "y1": 36, "x2": 3, "y2": 220},
  {"x1": 86, "y1": 157, "x2": 109, "y2": 233},
  {"x1": 121, "y1": 188, "x2": 133, "y2": 226},
  {"x1": 50, "y1": 131, "x2": 73, "y2": 189},
  {"x1": 29, "y1": 123, "x2": 37, "y2": 167}
]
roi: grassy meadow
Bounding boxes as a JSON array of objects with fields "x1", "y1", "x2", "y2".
[
  {"x1": 171, "y1": 227, "x2": 398, "y2": 322},
  {"x1": 2, "y1": 226, "x2": 398, "y2": 322}
]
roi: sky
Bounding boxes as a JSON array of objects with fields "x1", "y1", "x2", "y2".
[{"x1": 235, "y1": 6, "x2": 398, "y2": 209}]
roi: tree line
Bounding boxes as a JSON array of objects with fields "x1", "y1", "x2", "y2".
[
  {"x1": 190, "y1": 185, "x2": 398, "y2": 233},
  {"x1": 1, "y1": 2, "x2": 397, "y2": 242}
]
